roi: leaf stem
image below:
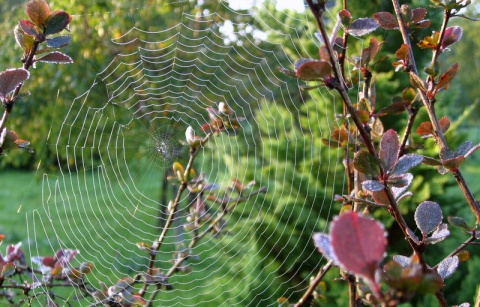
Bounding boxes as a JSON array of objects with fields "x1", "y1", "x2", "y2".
[{"x1": 294, "y1": 260, "x2": 333, "y2": 307}]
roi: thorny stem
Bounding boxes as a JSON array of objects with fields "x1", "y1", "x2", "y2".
[
  {"x1": 432, "y1": 234, "x2": 477, "y2": 270},
  {"x1": 0, "y1": 41, "x2": 40, "y2": 146},
  {"x1": 392, "y1": 0, "x2": 480, "y2": 222},
  {"x1": 140, "y1": 136, "x2": 211, "y2": 298},
  {"x1": 146, "y1": 186, "x2": 266, "y2": 305},
  {"x1": 294, "y1": 260, "x2": 333, "y2": 307}
]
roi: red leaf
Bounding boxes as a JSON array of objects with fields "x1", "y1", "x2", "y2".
[
  {"x1": 294, "y1": 59, "x2": 332, "y2": 81},
  {"x1": 395, "y1": 44, "x2": 410, "y2": 61},
  {"x1": 435, "y1": 63, "x2": 458, "y2": 92},
  {"x1": 373, "y1": 12, "x2": 398, "y2": 29},
  {"x1": 438, "y1": 116, "x2": 450, "y2": 133},
  {"x1": 0, "y1": 69, "x2": 30, "y2": 99},
  {"x1": 416, "y1": 121, "x2": 434, "y2": 135},
  {"x1": 379, "y1": 129, "x2": 400, "y2": 171},
  {"x1": 18, "y1": 20, "x2": 39, "y2": 37},
  {"x1": 330, "y1": 212, "x2": 386, "y2": 283},
  {"x1": 36, "y1": 51, "x2": 73, "y2": 64},
  {"x1": 26, "y1": 0, "x2": 50, "y2": 26},
  {"x1": 338, "y1": 9, "x2": 352, "y2": 27}
]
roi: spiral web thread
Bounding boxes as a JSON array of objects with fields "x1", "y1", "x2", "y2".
[{"x1": 22, "y1": 0, "x2": 369, "y2": 305}]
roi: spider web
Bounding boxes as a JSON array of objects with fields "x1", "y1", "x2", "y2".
[{"x1": 23, "y1": 0, "x2": 367, "y2": 305}]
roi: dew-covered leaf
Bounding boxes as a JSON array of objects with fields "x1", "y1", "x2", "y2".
[
  {"x1": 392, "y1": 255, "x2": 411, "y2": 268},
  {"x1": 294, "y1": 59, "x2": 332, "y2": 81},
  {"x1": 353, "y1": 150, "x2": 380, "y2": 176},
  {"x1": 441, "y1": 26, "x2": 463, "y2": 51},
  {"x1": 388, "y1": 173, "x2": 413, "y2": 188},
  {"x1": 35, "y1": 51, "x2": 73, "y2": 64},
  {"x1": 19, "y1": 19, "x2": 39, "y2": 37},
  {"x1": 0, "y1": 69, "x2": 30, "y2": 99},
  {"x1": 26, "y1": 0, "x2": 50, "y2": 26},
  {"x1": 464, "y1": 143, "x2": 480, "y2": 158},
  {"x1": 313, "y1": 233, "x2": 339, "y2": 265},
  {"x1": 373, "y1": 12, "x2": 398, "y2": 29},
  {"x1": 46, "y1": 35, "x2": 71, "y2": 48},
  {"x1": 379, "y1": 129, "x2": 400, "y2": 171},
  {"x1": 348, "y1": 18, "x2": 379, "y2": 36},
  {"x1": 425, "y1": 223, "x2": 449, "y2": 244},
  {"x1": 362, "y1": 180, "x2": 385, "y2": 192},
  {"x1": 447, "y1": 216, "x2": 470, "y2": 230},
  {"x1": 330, "y1": 212, "x2": 386, "y2": 282},
  {"x1": 391, "y1": 173, "x2": 413, "y2": 199},
  {"x1": 455, "y1": 141, "x2": 473, "y2": 157},
  {"x1": 45, "y1": 10, "x2": 71, "y2": 35},
  {"x1": 437, "y1": 256, "x2": 459, "y2": 279},
  {"x1": 415, "y1": 201, "x2": 443, "y2": 236},
  {"x1": 391, "y1": 154, "x2": 423, "y2": 175}
]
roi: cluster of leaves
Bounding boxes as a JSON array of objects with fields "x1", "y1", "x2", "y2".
[{"x1": 278, "y1": 0, "x2": 480, "y2": 306}]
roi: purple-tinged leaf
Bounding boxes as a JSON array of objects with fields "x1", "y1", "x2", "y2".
[
  {"x1": 362, "y1": 180, "x2": 385, "y2": 192},
  {"x1": 373, "y1": 12, "x2": 398, "y2": 29},
  {"x1": 441, "y1": 26, "x2": 463, "y2": 51},
  {"x1": 313, "y1": 233, "x2": 339, "y2": 265},
  {"x1": 0, "y1": 69, "x2": 30, "y2": 99},
  {"x1": 422, "y1": 156, "x2": 442, "y2": 166},
  {"x1": 415, "y1": 201, "x2": 443, "y2": 236},
  {"x1": 353, "y1": 150, "x2": 380, "y2": 176},
  {"x1": 348, "y1": 18, "x2": 379, "y2": 36},
  {"x1": 294, "y1": 59, "x2": 332, "y2": 81},
  {"x1": 26, "y1": 0, "x2": 50, "y2": 27},
  {"x1": 435, "y1": 63, "x2": 458, "y2": 92},
  {"x1": 392, "y1": 255, "x2": 411, "y2": 268},
  {"x1": 388, "y1": 173, "x2": 413, "y2": 188},
  {"x1": 46, "y1": 35, "x2": 71, "y2": 48},
  {"x1": 425, "y1": 223, "x2": 450, "y2": 244},
  {"x1": 1, "y1": 262, "x2": 16, "y2": 277},
  {"x1": 411, "y1": 8, "x2": 427, "y2": 23},
  {"x1": 278, "y1": 67, "x2": 296, "y2": 78},
  {"x1": 391, "y1": 154, "x2": 423, "y2": 175},
  {"x1": 45, "y1": 10, "x2": 71, "y2": 35},
  {"x1": 330, "y1": 212, "x2": 386, "y2": 283},
  {"x1": 437, "y1": 256, "x2": 459, "y2": 279},
  {"x1": 447, "y1": 216, "x2": 470, "y2": 230},
  {"x1": 407, "y1": 227, "x2": 421, "y2": 245},
  {"x1": 18, "y1": 20, "x2": 39, "y2": 37},
  {"x1": 455, "y1": 141, "x2": 473, "y2": 157},
  {"x1": 35, "y1": 51, "x2": 73, "y2": 64},
  {"x1": 379, "y1": 129, "x2": 400, "y2": 171}
]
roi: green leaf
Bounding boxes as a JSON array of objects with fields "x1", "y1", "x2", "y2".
[
  {"x1": 45, "y1": 10, "x2": 71, "y2": 35},
  {"x1": 353, "y1": 151, "x2": 380, "y2": 176},
  {"x1": 26, "y1": 0, "x2": 50, "y2": 27},
  {"x1": 14, "y1": 25, "x2": 35, "y2": 53},
  {"x1": 376, "y1": 101, "x2": 410, "y2": 117},
  {"x1": 447, "y1": 216, "x2": 470, "y2": 230},
  {"x1": 400, "y1": 4, "x2": 413, "y2": 22},
  {"x1": 402, "y1": 87, "x2": 416, "y2": 103}
]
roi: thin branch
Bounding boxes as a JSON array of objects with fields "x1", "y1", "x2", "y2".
[{"x1": 294, "y1": 260, "x2": 333, "y2": 307}]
